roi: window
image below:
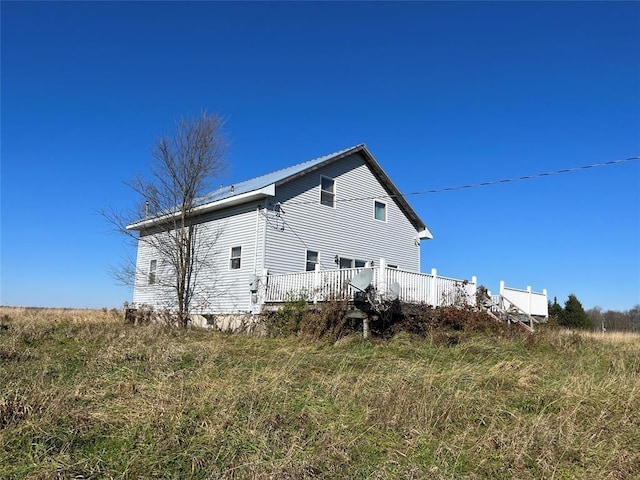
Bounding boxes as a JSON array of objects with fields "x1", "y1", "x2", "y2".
[
  {"x1": 306, "y1": 250, "x2": 319, "y2": 271},
  {"x1": 374, "y1": 201, "x2": 387, "y2": 222},
  {"x1": 338, "y1": 257, "x2": 366, "y2": 269},
  {"x1": 148, "y1": 259, "x2": 157, "y2": 285},
  {"x1": 320, "y1": 176, "x2": 335, "y2": 207},
  {"x1": 339, "y1": 257, "x2": 353, "y2": 269},
  {"x1": 230, "y1": 246, "x2": 241, "y2": 270}
]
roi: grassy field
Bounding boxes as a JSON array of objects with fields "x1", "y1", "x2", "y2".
[{"x1": 1, "y1": 307, "x2": 639, "y2": 479}]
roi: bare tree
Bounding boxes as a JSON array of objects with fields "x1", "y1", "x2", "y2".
[{"x1": 102, "y1": 112, "x2": 228, "y2": 327}]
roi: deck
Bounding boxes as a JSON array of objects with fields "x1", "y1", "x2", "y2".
[{"x1": 256, "y1": 259, "x2": 548, "y2": 319}]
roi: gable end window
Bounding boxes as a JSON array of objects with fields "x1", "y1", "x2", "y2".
[
  {"x1": 374, "y1": 201, "x2": 387, "y2": 222},
  {"x1": 230, "y1": 246, "x2": 242, "y2": 270},
  {"x1": 306, "y1": 250, "x2": 319, "y2": 271},
  {"x1": 320, "y1": 176, "x2": 335, "y2": 207},
  {"x1": 148, "y1": 259, "x2": 157, "y2": 285}
]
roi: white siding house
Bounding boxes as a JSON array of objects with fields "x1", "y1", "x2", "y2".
[{"x1": 129, "y1": 144, "x2": 433, "y2": 314}]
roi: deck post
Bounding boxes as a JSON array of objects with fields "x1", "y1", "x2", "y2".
[
  {"x1": 527, "y1": 286, "x2": 533, "y2": 329},
  {"x1": 362, "y1": 317, "x2": 370, "y2": 339},
  {"x1": 470, "y1": 276, "x2": 477, "y2": 305},
  {"x1": 429, "y1": 268, "x2": 437, "y2": 306},
  {"x1": 313, "y1": 263, "x2": 321, "y2": 304},
  {"x1": 378, "y1": 258, "x2": 387, "y2": 296}
]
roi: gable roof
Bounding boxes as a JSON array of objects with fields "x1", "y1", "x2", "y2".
[{"x1": 128, "y1": 144, "x2": 432, "y2": 239}]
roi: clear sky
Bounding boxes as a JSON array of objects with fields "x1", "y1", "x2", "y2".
[{"x1": 2, "y1": 1, "x2": 639, "y2": 311}]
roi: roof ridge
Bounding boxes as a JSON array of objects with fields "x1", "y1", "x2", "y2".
[{"x1": 230, "y1": 143, "x2": 364, "y2": 187}]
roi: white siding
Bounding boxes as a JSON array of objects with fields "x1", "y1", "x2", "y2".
[
  {"x1": 264, "y1": 152, "x2": 421, "y2": 274},
  {"x1": 132, "y1": 234, "x2": 175, "y2": 309},
  {"x1": 132, "y1": 201, "x2": 266, "y2": 314}
]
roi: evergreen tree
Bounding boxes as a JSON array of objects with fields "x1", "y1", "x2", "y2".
[
  {"x1": 559, "y1": 294, "x2": 592, "y2": 330},
  {"x1": 548, "y1": 296, "x2": 563, "y2": 319}
]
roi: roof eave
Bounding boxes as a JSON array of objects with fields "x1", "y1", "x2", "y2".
[
  {"x1": 418, "y1": 228, "x2": 433, "y2": 240},
  {"x1": 126, "y1": 184, "x2": 276, "y2": 231}
]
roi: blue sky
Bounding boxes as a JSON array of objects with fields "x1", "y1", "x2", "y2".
[{"x1": 2, "y1": 1, "x2": 639, "y2": 311}]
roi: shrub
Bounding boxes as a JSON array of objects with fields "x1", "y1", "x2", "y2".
[
  {"x1": 263, "y1": 296, "x2": 307, "y2": 337},
  {"x1": 298, "y1": 298, "x2": 358, "y2": 341},
  {"x1": 264, "y1": 297, "x2": 360, "y2": 341},
  {"x1": 383, "y1": 304, "x2": 510, "y2": 339}
]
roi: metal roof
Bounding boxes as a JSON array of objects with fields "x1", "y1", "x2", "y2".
[{"x1": 195, "y1": 144, "x2": 363, "y2": 206}]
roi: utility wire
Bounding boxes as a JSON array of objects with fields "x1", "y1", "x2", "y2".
[
  {"x1": 260, "y1": 208, "x2": 310, "y2": 250},
  {"x1": 408, "y1": 156, "x2": 640, "y2": 196},
  {"x1": 285, "y1": 155, "x2": 640, "y2": 206}
]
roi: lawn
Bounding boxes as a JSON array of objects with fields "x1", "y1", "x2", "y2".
[{"x1": 1, "y1": 307, "x2": 638, "y2": 479}]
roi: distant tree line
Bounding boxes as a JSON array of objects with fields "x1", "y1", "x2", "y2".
[
  {"x1": 585, "y1": 305, "x2": 640, "y2": 333},
  {"x1": 548, "y1": 294, "x2": 639, "y2": 332}
]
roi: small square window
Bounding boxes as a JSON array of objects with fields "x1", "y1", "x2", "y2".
[
  {"x1": 230, "y1": 246, "x2": 241, "y2": 270},
  {"x1": 374, "y1": 201, "x2": 387, "y2": 222},
  {"x1": 320, "y1": 176, "x2": 335, "y2": 207},
  {"x1": 148, "y1": 259, "x2": 157, "y2": 285},
  {"x1": 306, "y1": 250, "x2": 319, "y2": 271}
]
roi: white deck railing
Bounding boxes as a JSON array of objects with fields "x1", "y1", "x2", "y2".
[
  {"x1": 499, "y1": 282, "x2": 548, "y2": 317},
  {"x1": 263, "y1": 260, "x2": 477, "y2": 308},
  {"x1": 260, "y1": 259, "x2": 548, "y2": 320}
]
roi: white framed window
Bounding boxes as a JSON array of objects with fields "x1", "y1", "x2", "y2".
[
  {"x1": 148, "y1": 259, "x2": 157, "y2": 285},
  {"x1": 374, "y1": 200, "x2": 387, "y2": 222},
  {"x1": 230, "y1": 246, "x2": 242, "y2": 270},
  {"x1": 320, "y1": 176, "x2": 335, "y2": 207},
  {"x1": 339, "y1": 257, "x2": 353, "y2": 269},
  {"x1": 306, "y1": 250, "x2": 319, "y2": 271},
  {"x1": 355, "y1": 260, "x2": 367, "y2": 268}
]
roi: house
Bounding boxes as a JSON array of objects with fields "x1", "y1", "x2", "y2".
[{"x1": 128, "y1": 144, "x2": 433, "y2": 315}]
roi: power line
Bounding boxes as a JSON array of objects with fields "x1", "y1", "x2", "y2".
[
  {"x1": 285, "y1": 155, "x2": 639, "y2": 206},
  {"x1": 406, "y1": 156, "x2": 640, "y2": 196}
]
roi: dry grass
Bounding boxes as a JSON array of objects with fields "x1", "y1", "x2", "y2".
[
  {"x1": 1, "y1": 307, "x2": 639, "y2": 479},
  {"x1": 576, "y1": 329, "x2": 640, "y2": 344}
]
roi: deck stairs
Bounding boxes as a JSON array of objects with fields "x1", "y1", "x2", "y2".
[{"x1": 488, "y1": 295, "x2": 535, "y2": 333}]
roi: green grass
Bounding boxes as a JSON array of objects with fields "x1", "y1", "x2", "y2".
[{"x1": 1, "y1": 307, "x2": 639, "y2": 479}]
